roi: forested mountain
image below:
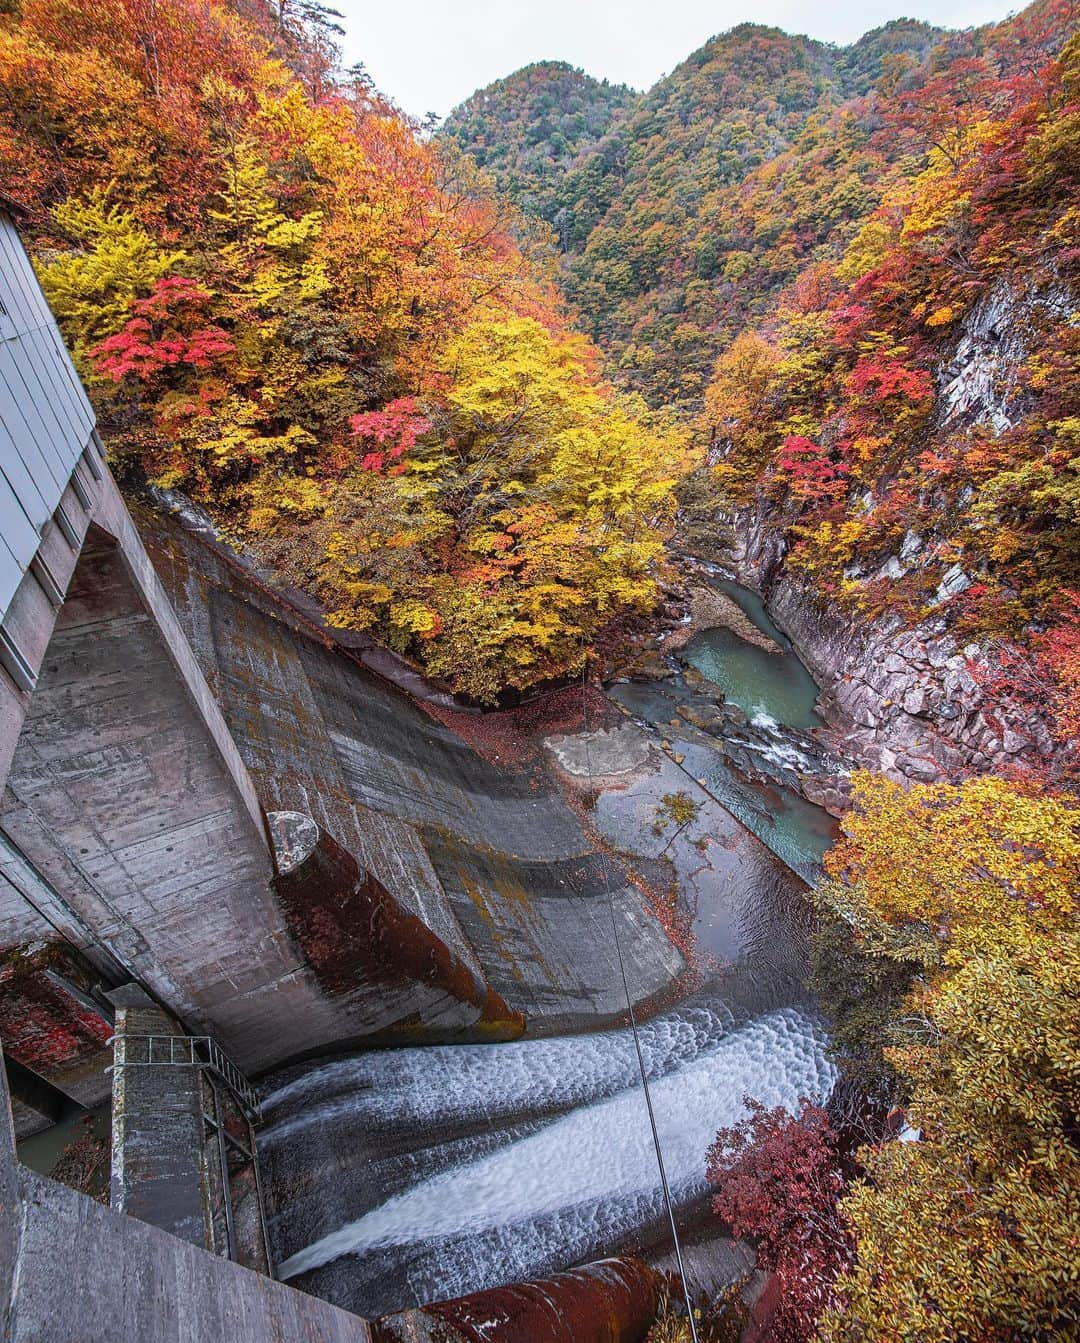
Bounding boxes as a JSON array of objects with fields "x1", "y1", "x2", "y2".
[
  {"x1": 697, "y1": 0, "x2": 1080, "y2": 688},
  {"x1": 441, "y1": 62, "x2": 635, "y2": 241},
  {"x1": 0, "y1": 0, "x2": 689, "y2": 701},
  {"x1": 441, "y1": 0, "x2": 1079, "y2": 688},
  {"x1": 444, "y1": 20, "x2": 944, "y2": 403}
]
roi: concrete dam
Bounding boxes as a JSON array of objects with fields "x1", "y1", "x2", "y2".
[{"x1": 0, "y1": 196, "x2": 835, "y2": 1340}]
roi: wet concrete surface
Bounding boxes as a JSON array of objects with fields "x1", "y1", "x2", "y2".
[
  {"x1": 139, "y1": 512, "x2": 685, "y2": 1045},
  {"x1": 254, "y1": 578, "x2": 837, "y2": 1321}
]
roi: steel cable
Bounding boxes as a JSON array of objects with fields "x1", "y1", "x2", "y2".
[{"x1": 578, "y1": 646, "x2": 700, "y2": 1343}]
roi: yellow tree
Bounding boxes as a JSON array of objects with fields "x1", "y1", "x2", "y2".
[
  {"x1": 36, "y1": 191, "x2": 185, "y2": 364},
  {"x1": 814, "y1": 774, "x2": 1080, "y2": 1343},
  {"x1": 424, "y1": 317, "x2": 689, "y2": 696},
  {"x1": 310, "y1": 315, "x2": 691, "y2": 700},
  {"x1": 702, "y1": 329, "x2": 781, "y2": 501}
]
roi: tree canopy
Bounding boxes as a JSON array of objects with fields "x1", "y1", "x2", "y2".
[
  {"x1": 813, "y1": 773, "x2": 1080, "y2": 1341},
  {"x1": 0, "y1": 0, "x2": 692, "y2": 700}
]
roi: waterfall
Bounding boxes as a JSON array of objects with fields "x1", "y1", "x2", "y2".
[{"x1": 260, "y1": 1001, "x2": 735, "y2": 1144}]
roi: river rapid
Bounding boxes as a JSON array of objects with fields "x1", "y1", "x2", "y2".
[{"x1": 259, "y1": 579, "x2": 840, "y2": 1318}]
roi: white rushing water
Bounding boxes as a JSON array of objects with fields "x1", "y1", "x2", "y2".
[
  {"x1": 277, "y1": 1006, "x2": 835, "y2": 1281},
  {"x1": 260, "y1": 1002, "x2": 735, "y2": 1144},
  {"x1": 745, "y1": 713, "x2": 817, "y2": 773}
]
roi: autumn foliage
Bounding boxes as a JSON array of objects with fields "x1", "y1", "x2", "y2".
[
  {"x1": 446, "y1": 20, "x2": 946, "y2": 405},
  {"x1": 707, "y1": 1099, "x2": 850, "y2": 1342},
  {"x1": 811, "y1": 773, "x2": 1080, "y2": 1341},
  {"x1": 695, "y1": 11, "x2": 1080, "y2": 742},
  {"x1": 0, "y1": 0, "x2": 691, "y2": 700}
]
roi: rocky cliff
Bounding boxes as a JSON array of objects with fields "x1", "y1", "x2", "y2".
[
  {"x1": 767, "y1": 572, "x2": 1056, "y2": 784},
  {"x1": 720, "y1": 279, "x2": 1070, "y2": 786}
]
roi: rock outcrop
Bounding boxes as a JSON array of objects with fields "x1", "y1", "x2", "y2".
[
  {"x1": 768, "y1": 572, "x2": 1056, "y2": 784},
  {"x1": 936, "y1": 277, "x2": 1073, "y2": 434},
  {"x1": 661, "y1": 583, "x2": 778, "y2": 655}
]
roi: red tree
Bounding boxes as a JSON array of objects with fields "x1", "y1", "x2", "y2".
[
  {"x1": 707, "y1": 1099, "x2": 850, "y2": 1341},
  {"x1": 90, "y1": 277, "x2": 233, "y2": 383},
  {"x1": 774, "y1": 436, "x2": 849, "y2": 505},
  {"x1": 350, "y1": 396, "x2": 431, "y2": 474},
  {"x1": 884, "y1": 57, "x2": 998, "y2": 167},
  {"x1": 978, "y1": 590, "x2": 1080, "y2": 762}
]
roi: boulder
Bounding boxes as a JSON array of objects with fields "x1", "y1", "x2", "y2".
[
  {"x1": 897, "y1": 755, "x2": 942, "y2": 783},
  {"x1": 902, "y1": 686, "x2": 927, "y2": 716},
  {"x1": 933, "y1": 565, "x2": 972, "y2": 605},
  {"x1": 999, "y1": 725, "x2": 1026, "y2": 757}
]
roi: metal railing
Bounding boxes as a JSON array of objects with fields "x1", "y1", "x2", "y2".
[{"x1": 109, "y1": 1033, "x2": 259, "y2": 1117}]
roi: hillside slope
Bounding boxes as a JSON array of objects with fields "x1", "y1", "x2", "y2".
[
  {"x1": 439, "y1": 2, "x2": 1080, "y2": 761},
  {"x1": 445, "y1": 20, "x2": 943, "y2": 403},
  {"x1": 442, "y1": 61, "x2": 635, "y2": 244},
  {"x1": 696, "y1": 2, "x2": 1080, "y2": 755},
  {"x1": 0, "y1": 0, "x2": 689, "y2": 702}
]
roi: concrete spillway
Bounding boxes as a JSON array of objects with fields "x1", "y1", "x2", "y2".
[
  {"x1": 134, "y1": 509, "x2": 688, "y2": 1054},
  {"x1": 262, "y1": 992, "x2": 833, "y2": 1315},
  {"x1": 259, "y1": 1001, "x2": 743, "y2": 1141},
  {"x1": 248, "y1": 566, "x2": 841, "y2": 1320},
  {"x1": 4, "y1": 492, "x2": 827, "y2": 1327}
]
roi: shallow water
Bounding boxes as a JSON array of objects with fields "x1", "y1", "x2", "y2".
[
  {"x1": 690, "y1": 753, "x2": 837, "y2": 876},
  {"x1": 707, "y1": 577, "x2": 795, "y2": 650},
  {"x1": 613, "y1": 575, "x2": 837, "y2": 874},
  {"x1": 607, "y1": 675, "x2": 836, "y2": 879},
  {"x1": 684, "y1": 626, "x2": 824, "y2": 731}
]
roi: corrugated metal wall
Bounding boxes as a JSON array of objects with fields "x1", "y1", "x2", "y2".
[{"x1": 0, "y1": 210, "x2": 97, "y2": 620}]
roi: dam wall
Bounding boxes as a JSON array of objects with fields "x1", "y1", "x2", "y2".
[
  {"x1": 0, "y1": 1044, "x2": 374, "y2": 1342},
  {"x1": 1, "y1": 452, "x2": 684, "y2": 1106},
  {"x1": 137, "y1": 509, "x2": 685, "y2": 1040}
]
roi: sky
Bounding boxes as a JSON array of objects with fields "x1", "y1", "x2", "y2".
[{"x1": 335, "y1": 0, "x2": 1022, "y2": 122}]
